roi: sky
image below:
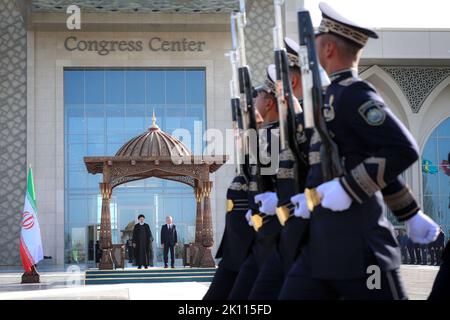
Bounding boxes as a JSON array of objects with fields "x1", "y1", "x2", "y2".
[{"x1": 303, "y1": 0, "x2": 450, "y2": 29}]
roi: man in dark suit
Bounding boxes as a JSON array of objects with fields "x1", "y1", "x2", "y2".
[{"x1": 161, "y1": 216, "x2": 177, "y2": 268}]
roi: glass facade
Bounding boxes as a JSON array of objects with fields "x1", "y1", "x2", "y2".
[
  {"x1": 64, "y1": 68, "x2": 206, "y2": 264},
  {"x1": 421, "y1": 118, "x2": 450, "y2": 237}
]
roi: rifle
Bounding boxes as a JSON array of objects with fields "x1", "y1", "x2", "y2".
[
  {"x1": 227, "y1": 12, "x2": 246, "y2": 178},
  {"x1": 272, "y1": 0, "x2": 308, "y2": 225},
  {"x1": 234, "y1": 0, "x2": 272, "y2": 230},
  {"x1": 297, "y1": 7, "x2": 344, "y2": 211}
]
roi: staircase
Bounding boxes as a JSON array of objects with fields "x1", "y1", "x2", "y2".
[{"x1": 85, "y1": 267, "x2": 216, "y2": 285}]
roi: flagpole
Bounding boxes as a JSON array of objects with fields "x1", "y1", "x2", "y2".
[{"x1": 20, "y1": 165, "x2": 42, "y2": 284}]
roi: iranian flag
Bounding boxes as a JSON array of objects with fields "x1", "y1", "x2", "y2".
[{"x1": 20, "y1": 167, "x2": 44, "y2": 273}]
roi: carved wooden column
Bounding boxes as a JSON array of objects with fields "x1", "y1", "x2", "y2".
[
  {"x1": 199, "y1": 180, "x2": 215, "y2": 267},
  {"x1": 202, "y1": 181, "x2": 214, "y2": 247},
  {"x1": 99, "y1": 178, "x2": 114, "y2": 269},
  {"x1": 194, "y1": 186, "x2": 203, "y2": 244}
]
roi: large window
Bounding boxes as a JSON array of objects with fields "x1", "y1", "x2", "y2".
[
  {"x1": 422, "y1": 118, "x2": 450, "y2": 238},
  {"x1": 64, "y1": 68, "x2": 206, "y2": 264}
]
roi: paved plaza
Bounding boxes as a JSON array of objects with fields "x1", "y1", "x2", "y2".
[{"x1": 0, "y1": 265, "x2": 440, "y2": 300}]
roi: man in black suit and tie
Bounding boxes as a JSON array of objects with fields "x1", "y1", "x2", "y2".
[{"x1": 161, "y1": 216, "x2": 177, "y2": 268}]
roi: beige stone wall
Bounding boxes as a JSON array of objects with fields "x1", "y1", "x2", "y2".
[
  {"x1": 244, "y1": 0, "x2": 274, "y2": 84},
  {"x1": 284, "y1": 0, "x2": 304, "y2": 42}
]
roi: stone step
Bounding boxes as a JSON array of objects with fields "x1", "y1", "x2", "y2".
[
  {"x1": 86, "y1": 267, "x2": 216, "y2": 276},
  {"x1": 84, "y1": 267, "x2": 216, "y2": 285},
  {"x1": 85, "y1": 275, "x2": 213, "y2": 285}
]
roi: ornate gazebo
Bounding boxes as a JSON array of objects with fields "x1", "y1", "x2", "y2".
[{"x1": 84, "y1": 114, "x2": 228, "y2": 270}]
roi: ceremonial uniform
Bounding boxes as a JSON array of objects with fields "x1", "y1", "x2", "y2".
[
  {"x1": 248, "y1": 41, "x2": 311, "y2": 299},
  {"x1": 280, "y1": 67, "x2": 417, "y2": 299},
  {"x1": 228, "y1": 119, "x2": 281, "y2": 299},
  {"x1": 381, "y1": 178, "x2": 420, "y2": 222},
  {"x1": 279, "y1": 3, "x2": 421, "y2": 299},
  {"x1": 274, "y1": 41, "x2": 311, "y2": 276},
  {"x1": 277, "y1": 114, "x2": 309, "y2": 274},
  {"x1": 203, "y1": 175, "x2": 254, "y2": 300},
  {"x1": 248, "y1": 112, "x2": 309, "y2": 300},
  {"x1": 227, "y1": 70, "x2": 282, "y2": 299}
]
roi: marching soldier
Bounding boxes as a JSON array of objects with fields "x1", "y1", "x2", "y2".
[
  {"x1": 251, "y1": 38, "x2": 428, "y2": 300},
  {"x1": 203, "y1": 174, "x2": 254, "y2": 300},
  {"x1": 203, "y1": 113, "x2": 265, "y2": 299},
  {"x1": 279, "y1": 2, "x2": 440, "y2": 299},
  {"x1": 227, "y1": 68, "x2": 282, "y2": 299},
  {"x1": 248, "y1": 38, "x2": 310, "y2": 299}
]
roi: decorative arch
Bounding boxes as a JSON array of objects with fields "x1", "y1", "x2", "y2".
[
  {"x1": 112, "y1": 174, "x2": 196, "y2": 190},
  {"x1": 419, "y1": 117, "x2": 450, "y2": 237},
  {"x1": 360, "y1": 65, "x2": 411, "y2": 128},
  {"x1": 413, "y1": 79, "x2": 450, "y2": 222},
  {"x1": 417, "y1": 76, "x2": 450, "y2": 151}
]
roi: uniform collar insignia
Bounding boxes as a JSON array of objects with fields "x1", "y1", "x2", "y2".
[{"x1": 329, "y1": 68, "x2": 358, "y2": 83}]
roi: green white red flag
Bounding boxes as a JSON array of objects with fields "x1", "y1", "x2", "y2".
[{"x1": 20, "y1": 167, "x2": 43, "y2": 272}]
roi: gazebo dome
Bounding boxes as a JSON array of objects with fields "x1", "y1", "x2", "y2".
[{"x1": 115, "y1": 113, "x2": 191, "y2": 158}]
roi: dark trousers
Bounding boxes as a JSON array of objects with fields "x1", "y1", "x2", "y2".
[
  {"x1": 414, "y1": 246, "x2": 422, "y2": 264},
  {"x1": 127, "y1": 246, "x2": 133, "y2": 263},
  {"x1": 279, "y1": 252, "x2": 407, "y2": 300},
  {"x1": 428, "y1": 243, "x2": 450, "y2": 300},
  {"x1": 420, "y1": 246, "x2": 428, "y2": 265},
  {"x1": 163, "y1": 244, "x2": 175, "y2": 267},
  {"x1": 248, "y1": 249, "x2": 285, "y2": 300},
  {"x1": 203, "y1": 266, "x2": 239, "y2": 300},
  {"x1": 430, "y1": 247, "x2": 443, "y2": 265},
  {"x1": 400, "y1": 247, "x2": 408, "y2": 264},
  {"x1": 228, "y1": 253, "x2": 259, "y2": 300},
  {"x1": 278, "y1": 270, "x2": 407, "y2": 300},
  {"x1": 407, "y1": 245, "x2": 416, "y2": 264}
]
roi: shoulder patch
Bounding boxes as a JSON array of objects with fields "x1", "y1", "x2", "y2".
[{"x1": 358, "y1": 100, "x2": 386, "y2": 126}]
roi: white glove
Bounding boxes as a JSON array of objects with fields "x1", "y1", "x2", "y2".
[
  {"x1": 290, "y1": 193, "x2": 310, "y2": 219},
  {"x1": 245, "y1": 209, "x2": 254, "y2": 226},
  {"x1": 254, "y1": 192, "x2": 278, "y2": 216},
  {"x1": 316, "y1": 178, "x2": 352, "y2": 212},
  {"x1": 405, "y1": 210, "x2": 440, "y2": 244}
]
